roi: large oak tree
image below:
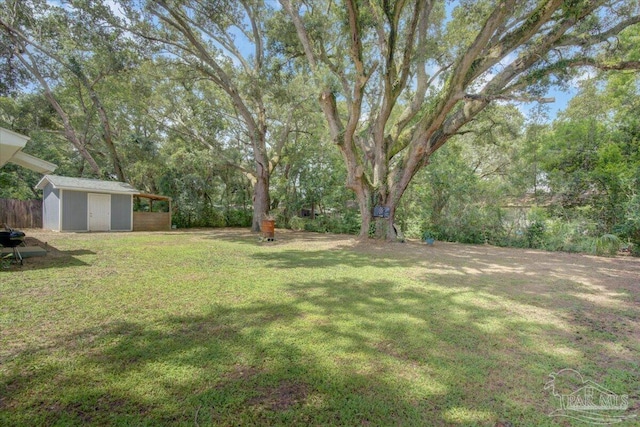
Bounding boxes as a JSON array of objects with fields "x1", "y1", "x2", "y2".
[
  {"x1": 280, "y1": 0, "x2": 640, "y2": 238},
  {"x1": 104, "y1": 0, "x2": 302, "y2": 231}
]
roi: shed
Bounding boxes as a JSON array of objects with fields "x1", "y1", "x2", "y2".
[
  {"x1": 35, "y1": 175, "x2": 172, "y2": 232},
  {"x1": 36, "y1": 175, "x2": 139, "y2": 232}
]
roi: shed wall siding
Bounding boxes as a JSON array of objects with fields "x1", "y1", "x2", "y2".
[
  {"x1": 61, "y1": 190, "x2": 88, "y2": 231},
  {"x1": 42, "y1": 184, "x2": 60, "y2": 230},
  {"x1": 111, "y1": 194, "x2": 132, "y2": 231}
]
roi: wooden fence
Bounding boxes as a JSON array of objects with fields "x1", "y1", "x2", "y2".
[
  {"x1": 0, "y1": 199, "x2": 42, "y2": 229},
  {"x1": 133, "y1": 211, "x2": 171, "y2": 231}
]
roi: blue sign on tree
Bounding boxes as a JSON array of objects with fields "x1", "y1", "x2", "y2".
[{"x1": 373, "y1": 206, "x2": 390, "y2": 218}]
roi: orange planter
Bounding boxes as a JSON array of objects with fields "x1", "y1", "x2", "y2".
[{"x1": 261, "y1": 219, "x2": 275, "y2": 239}]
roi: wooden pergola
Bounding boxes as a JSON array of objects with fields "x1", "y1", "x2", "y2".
[{"x1": 133, "y1": 193, "x2": 173, "y2": 231}]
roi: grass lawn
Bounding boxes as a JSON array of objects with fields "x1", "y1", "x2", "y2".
[{"x1": 1, "y1": 228, "x2": 639, "y2": 426}]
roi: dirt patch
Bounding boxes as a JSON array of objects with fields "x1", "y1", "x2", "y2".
[
  {"x1": 247, "y1": 381, "x2": 309, "y2": 411},
  {"x1": 220, "y1": 364, "x2": 264, "y2": 383},
  {"x1": 375, "y1": 340, "x2": 409, "y2": 361},
  {"x1": 44, "y1": 395, "x2": 149, "y2": 424},
  {"x1": 23, "y1": 236, "x2": 46, "y2": 248}
]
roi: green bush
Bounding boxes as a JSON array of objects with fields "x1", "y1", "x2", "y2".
[
  {"x1": 432, "y1": 205, "x2": 505, "y2": 245},
  {"x1": 225, "y1": 209, "x2": 253, "y2": 227},
  {"x1": 541, "y1": 219, "x2": 593, "y2": 253},
  {"x1": 173, "y1": 205, "x2": 242, "y2": 228},
  {"x1": 593, "y1": 234, "x2": 621, "y2": 256},
  {"x1": 289, "y1": 215, "x2": 305, "y2": 231},
  {"x1": 542, "y1": 221, "x2": 574, "y2": 252},
  {"x1": 368, "y1": 222, "x2": 376, "y2": 238},
  {"x1": 402, "y1": 218, "x2": 425, "y2": 240},
  {"x1": 617, "y1": 195, "x2": 640, "y2": 256},
  {"x1": 421, "y1": 222, "x2": 440, "y2": 242},
  {"x1": 526, "y1": 220, "x2": 546, "y2": 249},
  {"x1": 172, "y1": 209, "x2": 194, "y2": 228},
  {"x1": 173, "y1": 206, "x2": 224, "y2": 228},
  {"x1": 202, "y1": 208, "x2": 226, "y2": 227},
  {"x1": 300, "y1": 213, "x2": 360, "y2": 235},
  {"x1": 304, "y1": 217, "x2": 328, "y2": 233},
  {"x1": 339, "y1": 211, "x2": 361, "y2": 234},
  {"x1": 497, "y1": 232, "x2": 527, "y2": 248}
]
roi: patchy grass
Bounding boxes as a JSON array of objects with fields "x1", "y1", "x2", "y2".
[{"x1": 1, "y1": 228, "x2": 639, "y2": 426}]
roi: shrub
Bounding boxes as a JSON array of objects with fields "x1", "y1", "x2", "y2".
[
  {"x1": 225, "y1": 209, "x2": 253, "y2": 227},
  {"x1": 421, "y1": 227, "x2": 439, "y2": 241},
  {"x1": 299, "y1": 213, "x2": 361, "y2": 235},
  {"x1": 526, "y1": 220, "x2": 546, "y2": 249},
  {"x1": 617, "y1": 195, "x2": 640, "y2": 256},
  {"x1": 173, "y1": 205, "x2": 225, "y2": 228},
  {"x1": 402, "y1": 218, "x2": 425, "y2": 240},
  {"x1": 339, "y1": 211, "x2": 361, "y2": 234},
  {"x1": 368, "y1": 222, "x2": 376, "y2": 238},
  {"x1": 593, "y1": 234, "x2": 621, "y2": 256},
  {"x1": 202, "y1": 208, "x2": 226, "y2": 227},
  {"x1": 289, "y1": 215, "x2": 305, "y2": 231}
]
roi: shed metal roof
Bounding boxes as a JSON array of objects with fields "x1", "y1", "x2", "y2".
[{"x1": 36, "y1": 175, "x2": 140, "y2": 194}]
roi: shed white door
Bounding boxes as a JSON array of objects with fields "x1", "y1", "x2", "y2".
[{"x1": 88, "y1": 193, "x2": 111, "y2": 231}]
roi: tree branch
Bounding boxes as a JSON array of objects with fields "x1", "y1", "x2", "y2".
[
  {"x1": 555, "y1": 15, "x2": 640, "y2": 48},
  {"x1": 151, "y1": 0, "x2": 259, "y2": 138},
  {"x1": 464, "y1": 93, "x2": 555, "y2": 103}
]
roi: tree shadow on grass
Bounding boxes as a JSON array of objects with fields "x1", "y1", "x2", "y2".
[
  {"x1": 2, "y1": 231, "x2": 639, "y2": 424},
  {"x1": 3, "y1": 274, "x2": 623, "y2": 426},
  {"x1": 252, "y1": 248, "x2": 417, "y2": 269},
  {"x1": 1, "y1": 254, "x2": 91, "y2": 272}
]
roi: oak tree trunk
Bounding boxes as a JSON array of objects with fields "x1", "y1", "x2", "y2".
[{"x1": 252, "y1": 167, "x2": 270, "y2": 232}]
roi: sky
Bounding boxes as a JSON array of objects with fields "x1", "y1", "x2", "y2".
[{"x1": 518, "y1": 86, "x2": 577, "y2": 122}]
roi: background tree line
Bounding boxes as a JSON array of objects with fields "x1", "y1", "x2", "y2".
[{"x1": 1, "y1": 0, "x2": 639, "y2": 254}]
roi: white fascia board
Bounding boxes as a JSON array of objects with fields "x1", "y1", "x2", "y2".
[
  {"x1": 10, "y1": 151, "x2": 58, "y2": 174},
  {"x1": 0, "y1": 127, "x2": 29, "y2": 167}
]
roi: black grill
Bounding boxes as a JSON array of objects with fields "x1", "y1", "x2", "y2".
[{"x1": 0, "y1": 228, "x2": 26, "y2": 265}]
